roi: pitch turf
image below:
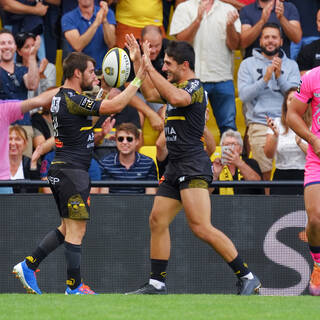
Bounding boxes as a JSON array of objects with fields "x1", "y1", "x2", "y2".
[{"x1": 0, "y1": 294, "x2": 319, "y2": 320}]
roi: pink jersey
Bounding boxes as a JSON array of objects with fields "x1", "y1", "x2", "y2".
[
  {"x1": 0, "y1": 100, "x2": 23, "y2": 180},
  {"x1": 295, "y1": 67, "x2": 320, "y2": 185}
]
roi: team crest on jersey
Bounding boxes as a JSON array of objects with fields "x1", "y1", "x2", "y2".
[{"x1": 79, "y1": 97, "x2": 95, "y2": 110}]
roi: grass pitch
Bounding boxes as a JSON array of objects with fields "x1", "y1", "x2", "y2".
[{"x1": 0, "y1": 294, "x2": 319, "y2": 320}]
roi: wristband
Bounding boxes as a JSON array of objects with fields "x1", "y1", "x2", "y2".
[{"x1": 132, "y1": 77, "x2": 142, "y2": 88}]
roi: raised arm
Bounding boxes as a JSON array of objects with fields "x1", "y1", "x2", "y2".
[
  {"x1": 23, "y1": 35, "x2": 40, "y2": 90},
  {"x1": 64, "y1": 8, "x2": 105, "y2": 52}
]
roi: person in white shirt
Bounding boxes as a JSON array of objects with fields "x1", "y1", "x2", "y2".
[
  {"x1": 264, "y1": 87, "x2": 310, "y2": 195},
  {"x1": 169, "y1": 0, "x2": 241, "y2": 135}
]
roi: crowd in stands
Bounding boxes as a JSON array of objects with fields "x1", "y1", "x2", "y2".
[{"x1": 1, "y1": 0, "x2": 320, "y2": 195}]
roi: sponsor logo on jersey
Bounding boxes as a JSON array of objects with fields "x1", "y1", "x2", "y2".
[{"x1": 79, "y1": 97, "x2": 95, "y2": 110}]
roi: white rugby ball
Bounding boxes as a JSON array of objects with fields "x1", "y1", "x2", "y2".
[{"x1": 102, "y1": 47, "x2": 131, "y2": 88}]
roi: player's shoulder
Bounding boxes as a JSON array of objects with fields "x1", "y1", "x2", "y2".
[{"x1": 304, "y1": 66, "x2": 320, "y2": 80}]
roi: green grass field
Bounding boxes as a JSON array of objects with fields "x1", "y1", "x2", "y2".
[{"x1": 0, "y1": 294, "x2": 319, "y2": 320}]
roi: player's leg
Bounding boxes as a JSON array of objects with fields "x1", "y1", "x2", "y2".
[
  {"x1": 126, "y1": 180, "x2": 182, "y2": 295},
  {"x1": 180, "y1": 181, "x2": 261, "y2": 295},
  {"x1": 304, "y1": 184, "x2": 320, "y2": 295},
  {"x1": 12, "y1": 190, "x2": 67, "y2": 295}
]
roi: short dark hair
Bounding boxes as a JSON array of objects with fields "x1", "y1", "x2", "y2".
[
  {"x1": 165, "y1": 40, "x2": 195, "y2": 71},
  {"x1": 261, "y1": 23, "x2": 283, "y2": 38},
  {"x1": 63, "y1": 52, "x2": 96, "y2": 79},
  {"x1": 116, "y1": 122, "x2": 140, "y2": 139}
]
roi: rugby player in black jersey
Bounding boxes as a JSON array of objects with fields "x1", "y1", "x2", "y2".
[
  {"x1": 125, "y1": 35, "x2": 261, "y2": 295},
  {"x1": 13, "y1": 52, "x2": 163, "y2": 295}
]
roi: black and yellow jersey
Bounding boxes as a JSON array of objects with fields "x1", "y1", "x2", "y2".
[
  {"x1": 165, "y1": 79, "x2": 207, "y2": 160},
  {"x1": 50, "y1": 87, "x2": 102, "y2": 170}
]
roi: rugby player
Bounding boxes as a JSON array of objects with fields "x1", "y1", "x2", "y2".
[{"x1": 125, "y1": 35, "x2": 261, "y2": 295}]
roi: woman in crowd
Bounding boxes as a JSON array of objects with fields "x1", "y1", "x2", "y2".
[
  {"x1": 264, "y1": 87, "x2": 311, "y2": 195},
  {"x1": 9, "y1": 125, "x2": 40, "y2": 193},
  {"x1": 15, "y1": 32, "x2": 56, "y2": 98}
]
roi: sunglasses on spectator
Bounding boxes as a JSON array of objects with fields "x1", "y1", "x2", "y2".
[
  {"x1": 15, "y1": 32, "x2": 35, "y2": 40},
  {"x1": 117, "y1": 136, "x2": 134, "y2": 143}
]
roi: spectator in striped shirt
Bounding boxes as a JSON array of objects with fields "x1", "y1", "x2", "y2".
[{"x1": 99, "y1": 122, "x2": 158, "y2": 194}]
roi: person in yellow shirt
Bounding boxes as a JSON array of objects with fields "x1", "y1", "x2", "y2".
[{"x1": 115, "y1": 0, "x2": 166, "y2": 48}]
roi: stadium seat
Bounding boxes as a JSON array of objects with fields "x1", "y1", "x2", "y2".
[
  {"x1": 210, "y1": 146, "x2": 221, "y2": 162},
  {"x1": 233, "y1": 50, "x2": 243, "y2": 98},
  {"x1": 139, "y1": 145, "x2": 159, "y2": 178},
  {"x1": 142, "y1": 118, "x2": 160, "y2": 146},
  {"x1": 55, "y1": 49, "x2": 63, "y2": 86},
  {"x1": 235, "y1": 98, "x2": 247, "y2": 139}
]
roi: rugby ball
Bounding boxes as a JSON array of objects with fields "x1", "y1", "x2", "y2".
[{"x1": 102, "y1": 47, "x2": 131, "y2": 88}]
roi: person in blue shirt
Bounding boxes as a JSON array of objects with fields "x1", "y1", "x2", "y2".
[
  {"x1": 61, "y1": 0, "x2": 116, "y2": 70},
  {"x1": 99, "y1": 122, "x2": 158, "y2": 194},
  {"x1": 240, "y1": 0, "x2": 302, "y2": 59}
]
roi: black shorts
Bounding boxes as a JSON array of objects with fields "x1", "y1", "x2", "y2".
[
  {"x1": 157, "y1": 175, "x2": 212, "y2": 201},
  {"x1": 48, "y1": 165, "x2": 91, "y2": 220}
]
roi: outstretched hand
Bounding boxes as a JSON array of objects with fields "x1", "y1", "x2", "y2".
[
  {"x1": 101, "y1": 116, "x2": 116, "y2": 138},
  {"x1": 125, "y1": 33, "x2": 141, "y2": 63}
]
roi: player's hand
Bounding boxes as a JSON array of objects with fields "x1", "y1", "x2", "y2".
[
  {"x1": 275, "y1": 0, "x2": 284, "y2": 20},
  {"x1": 226, "y1": 9, "x2": 239, "y2": 27},
  {"x1": 31, "y1": 144, "x2": 43, "y2": 165},
  {"x1": 136, "y1": 55, "x2": 147, "y2": 81},
  {"x1": 125, "y1": 33, "x2": 141, "y2": 63},
  {"x1": 141, "y1": 41, "x2": 153, "y2": 71},
  {"x1": 272, "y1": 56, "x2": 282, "y2": 79},
  {"x1": 266, "y1": 116, "x2": 279, "y2": 137},
  {"x1": 261, "y1": 0, "x2": 274, "y2": 24},
  {"x1": 148, "y1": 111, "x2": 164, "y2": 132}
]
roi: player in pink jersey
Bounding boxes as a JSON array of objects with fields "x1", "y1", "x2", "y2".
[{"x1": 287, "y1": 66, "x2": 320, "y2": 295}]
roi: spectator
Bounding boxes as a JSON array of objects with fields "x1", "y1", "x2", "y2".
[
  {"x1": 31, "y1": 108, "x2": 54, "y2": 148},
  {"x1": 61, "y1": 0, "x2": 116, "y2": 70},
  {"x1": 240, "y1": 0, "x2": 302, "y2": 59},
  {"x1": 125, "y1": 25, "x2": 169, "y2": 113},
  {"x1": 115, "y1": 0, "x2": 166, "y2": 48},
  {"x1": 99, "y1": 122, "x2": 158, "y2": 194},
  {"x1": 212, "y1": 129, "x2": 263, "y2": 195},
  {"x1": 169, "y1": 0, "x2": 241, "y2": 136},
  {"x1": 93, "y1": 86, "x2": 145, "y2": 161},
  {"x1": 9, "y1": 125, "x2": 40, "y2": 193},
  {"x1": 288, "y1": 0, "x2": 320, "y2": 60},
  {"x1": 15, "y1": 32, "x2": 56, "y2": 98},
  {"x1": 0, "y1": 0, "x2": 52, "y2": 61},
  {"x1": 0, "y1": 89, "x2": 58, "y2": 194},
  {"x1": 237, "y1": 23, "x2": 300, "y2": 183},
  {"x1": 0, "y1": 29, "x2": 40, "y2": 157},
  {"x1": 297, "y1": 9, "x2": 320, "y2": 75},
  {"x1": 264, "y1": 87, "x2": 310, "y2": 195}
]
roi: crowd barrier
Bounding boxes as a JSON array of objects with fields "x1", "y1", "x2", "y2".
[{"x1": 0, "y1": 191, "x2": 310, "y2": 295}]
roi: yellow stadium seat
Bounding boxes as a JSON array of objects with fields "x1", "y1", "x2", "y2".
[
  {"x1": 139, "y1": 145, "x2": 158, "y2": 178},
  {"x1": 233, "y1": 50, "x2": 243, "y2": 97},
  {"x1": 142, "y1": 118, "x2": 160, "y2": 146},
  {"x1": 210, "y1": 146, "x2": 221, "y2": 162},
  {"x1": 55, "y1": 49, "x2": 63, "y2": 86},
  {"x1": 235, "y1": 98, "x2": 247, "y2": 139}
]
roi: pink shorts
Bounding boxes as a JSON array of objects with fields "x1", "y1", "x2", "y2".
[{"x1": 305, "y1": 131, "x2": 320, "y2": 186}]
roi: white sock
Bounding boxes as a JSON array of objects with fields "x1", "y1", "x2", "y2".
[
  {"x1": 149, "y1": 279, "x2": 165, "y2": 289},
  {"x1": 241, "y1": 272, "x2": 253, "y2": 280}
]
